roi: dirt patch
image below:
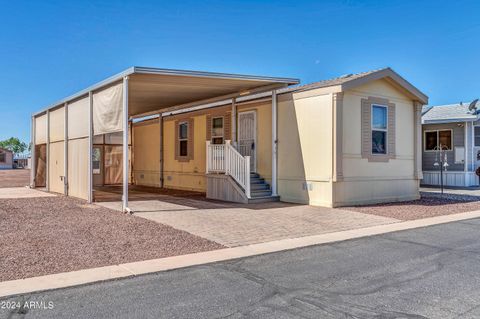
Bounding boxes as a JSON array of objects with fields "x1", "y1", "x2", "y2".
[
  {"x1": 345, "y1": 192, "x2": 480, "y2": 220},
  {"x1": 0, "y1": 196, "x2": 223, "y2": 281},
  {"x1": 0, "y1": 169, "x2": 30, "y2": 188}
]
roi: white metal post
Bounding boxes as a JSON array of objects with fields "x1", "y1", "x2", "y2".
[
  {"x1": 206, "y1": 141, "x2": 211, "y2": 173},
  {"x1": 271, "y1": 90, "x2": 278, "y2": 196},
  {"x1": 64, "y1": 102, "x2": 68, "y2": 195},
  {"x1": 122, "y1": 76, "x2": 130, "y2": 213},
  {"x1": 464, "y1": 121, "x2": 468, "y2": 173},
  {"x1": 245, "y1": 156, "x2": 251, "y2": 198},
  {"x1": 46, "y1": 110, "x2": 50, "y2": 192},
  {"x1": 31, "y1": 116, "x2": 36, "y2": 187},
  {"x1": 225, "y1": 140, "x2": 231, "y2": 175},
  {"x1": 232, "y1": 98, "x2": 237, "y2": 147},
  {"x1": 159, "y1": 113, "x2": 164, "y2": 188},
  {"x1": 88, "y1": 92, "x2": 93, "y2": 203}
]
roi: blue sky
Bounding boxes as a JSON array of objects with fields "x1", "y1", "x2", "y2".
[{"x1": 1, "y1": 0, "x2": 479, "y2": 142}]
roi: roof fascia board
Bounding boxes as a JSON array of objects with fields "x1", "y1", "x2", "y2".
[{"x1": 132, "y1": 66, "x2": 300, "y2": 84}]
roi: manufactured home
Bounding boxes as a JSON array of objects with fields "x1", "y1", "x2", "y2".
[
  {"x1": 31, "y1": 67, "x2": 427, "y2": 210},
  {"x1": 0, "y1": 148, "x2": 13, "y2": 169},
  {"x1": 421, "y1": 102, "x2": 480, "y2": 187}
]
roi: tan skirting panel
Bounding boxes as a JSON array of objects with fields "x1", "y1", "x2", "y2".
[
  {"x1": 68, "y1": 138, "x2": 88, "y2": 200},
  {"x1": 48, "y1": 141, "x2": 65, "y2": 194},
  {"x1": 35, "y1": 114, "x2": 47, "y2": 145},
  {"x1": 49, "y1": 107, "x2": 65, "y2": 142}
]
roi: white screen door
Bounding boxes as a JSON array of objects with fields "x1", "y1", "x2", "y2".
[{"x1": 238, "y1": 111, "x2": 256, "y2": 172}]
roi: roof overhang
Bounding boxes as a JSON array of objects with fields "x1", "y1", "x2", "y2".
[
  {"x1": 33, "y1": 67, "x2": 299, "y2": 117},
  {"x1": 422, "y1": 117, "x2": 478, "y2": 124},
  {"x1": 341, "y1": 68, "x2": 429, "y2": 105}
]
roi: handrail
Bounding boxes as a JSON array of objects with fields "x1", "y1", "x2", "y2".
[{"x1": 206, "y1": 140, "x2": 251, "y2": 198}]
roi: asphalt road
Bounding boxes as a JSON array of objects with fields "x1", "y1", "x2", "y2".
[{"x1": 3, "y1": 218, "x2": 480, "y2": 319}]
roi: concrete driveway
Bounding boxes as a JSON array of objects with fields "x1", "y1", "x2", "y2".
[{"x1": 98, "y1": 199, "x2": 398, "y2": 247}]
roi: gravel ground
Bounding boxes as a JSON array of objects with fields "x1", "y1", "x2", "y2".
[
  {"x1": 0, "y1": 169, "x2": 30, "y2": 188},
  {"x1": 346, "y1": 191, "x2": 480, "y2": 220},
  {"x1": 0, "y1": 196, "x2": 223, "y2": 281}
]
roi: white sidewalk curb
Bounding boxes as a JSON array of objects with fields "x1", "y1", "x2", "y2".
[{"x1": 2, "y1": 210, "x2": 480, "y2": 298}]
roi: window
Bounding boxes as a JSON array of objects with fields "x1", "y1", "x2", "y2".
[
  {"x1": 371, "y1": 105, "x2": 387, "y2": 154},
  {"x1": 475, "y1": 126, "x2": 480, "y2": 147},
  {"x1": 92, "y1": 147, "x2": 101, "y2": 175},
  {"x1": 0, "y1": 152, "x2": 5, "y2": 163},
  {"x1": 211, "y1": 117, "x2": 224, "y2": 144},
  {"x1": 424, "y1": 130, "x2": 452, "y2": 151},
  {"x1": 179, "y1": 122, "x2": 188, "y2": 156}
]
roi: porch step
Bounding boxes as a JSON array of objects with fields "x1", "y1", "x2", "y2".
[
  {"x1": 251, "y1": 189, "x2": 273, "y2": 197},
  {"x1": 250, "y1": 177, "x2": 265, "y2": 184},
  {"x1": 247, "y1": 195, "x2": 280, "y2": 204},
  {"x1": 248, "y1": 172, "x2": 276, "y2": 201}
]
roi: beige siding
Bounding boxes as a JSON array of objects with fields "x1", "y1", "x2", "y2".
[
  {"x1": 35, "y1": 114, "x2": 47, "y2": 145},
  {"x1": 133, "y1": 120, "x2": 161, "y2": 187},
  {"x1": 277, "y1": 92, "x2": 333, "y2": 206},
  {"x1": 68, "y1": 97, "x2": 90, "y2": 139},
  {"x1": 68, "y1": 138, "x2": 88, "y2": 200},
  {"x1": 334, "y1": 79, "x2": 418, "y2": 206},
  {"x1": 48, "y1": 141, "x2": 65, "y2": 194},
  {"x1": 49, "y1": 107, "x2": 65, "y2": 142}
]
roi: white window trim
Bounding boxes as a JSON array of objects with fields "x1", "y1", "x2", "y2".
[
  {"x1": 211, "y1": 116, "x2": 224, "y2": 144},
  {"x1": 179, "y1": 121, "x2": 189, "y2": 156},
  {"x1": 371, "y1": 104, "x2": 388, "y2": 155},
  {"x1": 474, "y1": 125, "x2": 480, "y2": 147},
  {"x1": 423, "y1": 129, "x2": 453, "y2": 152}
]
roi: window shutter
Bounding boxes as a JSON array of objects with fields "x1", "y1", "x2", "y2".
[
  {"x1": 361, "y1": 99, "x2": 371, "y2": 159},
  {"x1": 387, "y1": 104, "x2": 396, "y2": 158}
]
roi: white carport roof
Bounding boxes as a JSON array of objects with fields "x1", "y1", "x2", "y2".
[{"x1": 33, "y1": 66, "x2": 299, "y2": 117}]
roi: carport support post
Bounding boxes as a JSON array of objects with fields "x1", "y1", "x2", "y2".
[
  {"x1": 30, "y1": 116, "x2": 36, "y2": 187},
  {"x1": 64, "y1": 102, "x2": 68, "y2": 195},
  {"x1": 122, "y1": 76, "x2": 130, "y2": 213},
  {"x1": 46, "y1": 109, "x2": 50, "y2": 192},
  {"x1": 232, "y1": 97, "x2": 237, "y2": 146},
  {"x1": 271, "y1": 90, "x2": 278, "y2": 196},
  {"x1": 88, "y1": 92, "x2": 93, "y2": 203},
  {"x1": 159, "y1": 113, "x2": 164, "y2": 188}
]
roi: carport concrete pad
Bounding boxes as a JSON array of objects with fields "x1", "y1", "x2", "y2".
[
  {"x1": 98, "y1": 199, "x2": 399, "y2": 247},
  {"x1": 0, "y1": 187, "x2": 56, "y2": 199}
]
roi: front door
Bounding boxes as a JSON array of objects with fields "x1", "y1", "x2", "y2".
[{"x1": 238, "y1": 111, "x2": 256, "y2": 172}]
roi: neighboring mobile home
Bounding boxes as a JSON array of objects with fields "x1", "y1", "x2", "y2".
[
  {"x1": 0, "y1": 148, "x2": 13, "y2": 169},
  {"x1": 421, "y1": 102, "x2": 479, "y2": 187},
  {"x1": 31, "y1": 67, "x2": 428, "y2": 210}
]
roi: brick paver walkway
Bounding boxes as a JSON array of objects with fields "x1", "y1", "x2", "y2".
[{"x1": 99, "y1": 199, "x2": 398, "y2": 247}]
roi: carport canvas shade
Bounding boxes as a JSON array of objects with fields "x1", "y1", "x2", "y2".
[{"x1": 93, "y1": 82, "x2": 123, "y2": 136}]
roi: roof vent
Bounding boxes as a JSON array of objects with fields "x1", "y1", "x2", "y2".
[{"x1": 339, "y1": 73, "x2": 353, "y2": 78}]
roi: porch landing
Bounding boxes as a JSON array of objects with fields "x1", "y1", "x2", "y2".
[{"x1": 96, "y1": 190, "x2": 399, "y2": 247}]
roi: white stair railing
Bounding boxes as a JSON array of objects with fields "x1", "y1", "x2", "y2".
[{"x1": 206, "y1": 140, "x2": 251, "y2": 198}]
